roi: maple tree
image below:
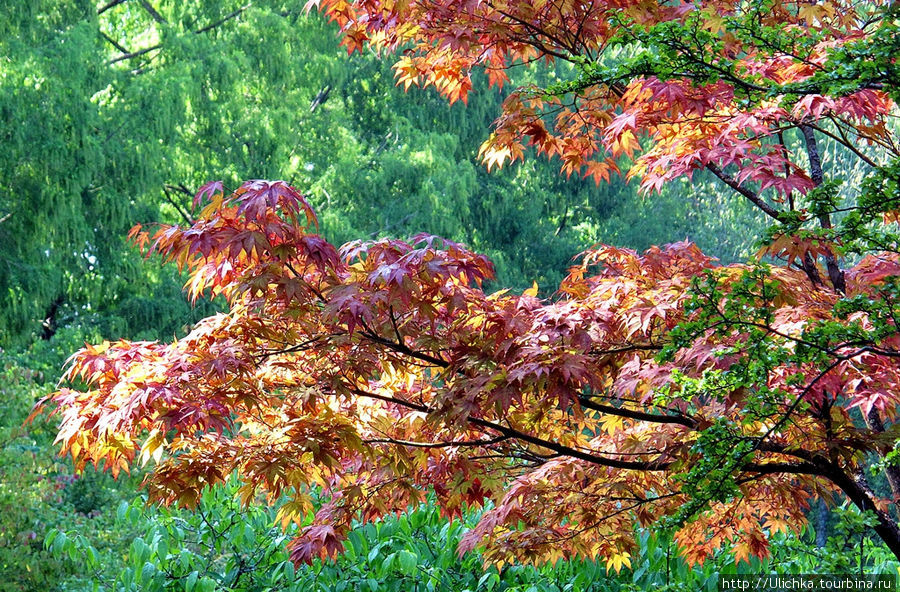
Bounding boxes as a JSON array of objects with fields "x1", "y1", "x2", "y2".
[{"x1": 35, "y1": 0, "x2": 900, "y2": 573}]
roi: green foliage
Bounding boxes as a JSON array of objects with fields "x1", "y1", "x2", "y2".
[
  {"x1": 2, "y1": 3, "x2": 846, "y2": 585},
  {"x1": 0, "y1": 356, "x2": 66, "y2": 590},
  {"x1": 50, "y1": 479, "x2": 625, "y2": 592},
  {"x1": 0, "y1": 341, "x2": 144, "y2": 591},
  {"x1": 1, "y1": 1, "x2": 771, "y2": 346},
  {"x1": 49, "y1": 476, "x2": 900, "y2": 592}
]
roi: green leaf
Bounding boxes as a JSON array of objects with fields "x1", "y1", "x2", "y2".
[
  {"x1": 186, "y1": 570, "x2": 199, "y2": 592},
  {"x1": 397, "y1": 549, "x2": 418, "y2": 575},
  {"x1": 141, "y1": 562, "x2": 156, "y2": 583},
  {"x1": 117, "y1": 500, "x2": 129, "y2": 523},
  {"x1": 44, "y1": 528, "x2": 58, "y2": 551},
  {"x1": 478, "y1": 571, "x2": 500, "y2": 590},
  {"x1": 51, "y1": 530, "x2": 67, "y2": 557}
]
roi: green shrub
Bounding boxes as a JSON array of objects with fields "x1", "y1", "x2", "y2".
[
  {"x1": 0, "y1": 345, "x2": 139, "y2": 591},
  {"x1": 47, "y1": 479, "x2": 900, "y2": 592},
  {"x1": 49, "y1": 478, "x2": 630, "y2": 592},
  {"x1": 0, "y1": 355, "x2": 70, "y2": 590}
]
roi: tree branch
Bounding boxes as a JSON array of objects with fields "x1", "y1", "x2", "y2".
[
  {"x1": 195, "y1": 3, "x2": 253, "y2": 35},
  {"x1": 813, "y1": 120, "x2": 879, "y2": 168},
  {"x1": 352, "y1": 386, "x2": 842, "y2": 484},
  {"x1": 99, "y1": 31, "x2": 129, "y2": 54},
  {"x1": 824, "y1": 464, "x2": 900, "y2": 560},
  {"x1": 800, "y1": 123, "x2": 845, "y2": 293},
  {"x1": 706, "y1": 161, "x2": 826, "y2": 287},
  {"x1": 861, "y1": 406, "x2": 900, "y2": 502},
  {"x1": 162, "y1": 185, "x2": 195, "y2": 225},
  {"x1": 359, "y1": 330, "x2": 450, "y2": 368},
  {"x1": 108, "y1": 44, "x2": 161, "y2": 65},
  {"x1": 108, "y1": 4, "x2": 253, "y2": 65},
  {"x1": 363, "y1": 435, "x2": 510, "y2": 448},
  {"x1": 577, "y1": 397, "x2": 696, "y2": 428},
  {"x1": 97, "y1": 0, "x2": 127, "y2": 15},
  {"x1": 138, "y1": 0, "x2": 167, "y2": 23},
  {"x1": 350, "y1": 387, "x2": 673, "y2": 471},
  {"x1": 705, "y1": 163, "x2": 784, "y2": 222}
]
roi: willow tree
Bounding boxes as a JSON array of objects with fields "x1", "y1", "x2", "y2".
[{"x1": 3, "y1": 1, "x2": 774, "y2": 346}]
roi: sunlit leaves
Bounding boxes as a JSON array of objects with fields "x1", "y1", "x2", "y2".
[
  {"x1": 29, "y1": 0, "x2": 900, "y2": 574},
  {"x1": 312, "y1": 0, "x2": 894, "y2": 205},
  {"x1": 37, "y1": 177, "x2": 900, "y2": 571}
]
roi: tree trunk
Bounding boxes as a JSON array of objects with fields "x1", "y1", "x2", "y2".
[
  {"x1": 40, "y1": 295, "x2": 64, "y2": 340},
  {"x1": 816, "y1": 498, "x2": 828, "y2": 548}
]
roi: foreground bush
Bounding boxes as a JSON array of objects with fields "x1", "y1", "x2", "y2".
[
  {"x1": 49, "y1": 478, "x2": 617, "y2": 592},
  {"x1": 49, "y1": 475, "x2": 899, "y2": 592}
]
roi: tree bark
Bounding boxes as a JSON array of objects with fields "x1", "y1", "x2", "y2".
[
  {"x1": 800, "y1": 124, "x2": 846, "y2": 293},
  {"x1": 816, "y1": 498, "x2": 828, "y2": 548},
  {"x1": 862, "y1": 406, "x2": 900, "y2": 502},
  {"x1": 40, "y1": 295, "x2": 64, "y2": 340}
]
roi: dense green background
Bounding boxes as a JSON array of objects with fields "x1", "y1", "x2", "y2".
[{"x1": 0, "y1": 0, "x2": 765, "y2": 347}]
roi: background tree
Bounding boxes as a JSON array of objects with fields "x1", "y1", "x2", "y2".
[{"x1": 1, "y1": 0, "x2": 767, "y2": 347}]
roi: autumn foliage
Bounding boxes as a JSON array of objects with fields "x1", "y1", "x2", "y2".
[{"x1": 37, "y1": 0, "x2": 900, "y2": 573}]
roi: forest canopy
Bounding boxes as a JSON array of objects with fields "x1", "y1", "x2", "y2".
[{"x1": 0, "y1": 0, "x2": 764, "y2": 348}]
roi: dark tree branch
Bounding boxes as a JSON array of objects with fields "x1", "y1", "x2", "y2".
[
  {"x1": 350, "y1": 387, "x2": 674, "y2": 471},
  {"x1": 705, "y1": 160, "x2": 827, "y2": 287},
  {"x1": 108, "y1": 44, "x2": 161, "y2": 64},
  {"x1": 99, "y1": 31, "x2": 129, "y2": 54},
  {"x1": 40, "y1": 295, "x2": 65, "y2": 340},
  {"x1": 164, "y1": 183, "x2": 195, "y2": 198},
  {"x1": 861, "y1": 406, "x2": 900, "y2": 502},
  {"x1": 97, "y1": 0, "x2": 127, "y2": 15},
  {"x1": 800, "y1": 123, "x2": 846, "y2": 293},
  {"x1": 705, "y1": 163, "x2": 784, "y2": 222},
  {"x1": 577, "y1": 397, "x2": 696, "y2": 428},
  {"x1": 138, "y1": 0, "x2": 167, "y2": 23},
  {"x1": 824, "y1": 464, "x2": 900, "y2": 560},
  {"x1": 802, "y1": 251, "x2": 825, "y2": 287},
  {"x1": 350, "y1": 386, "x2": 839, "y2": 481},
  {"x1": 814, "y1": 119, "x2": 879, "y2": 168},
  {"x1": 195, "y1": 3, "x2": 253, "y2": 35},
  {"x1": 589, "y1": 344, "x2": 662, "y2": 355},
  {"x1": 359, "y1": 330, "x2": 450, "y2": 368},
  {"x1": 162, "y1": 185, "x2": 195, "y2": 225},
  {"x1": 363, "y1": 435, "x2": 510, "y2": 448},
  {"x1": 108, "y1": 4, "x2": 252, "y2": 65}
]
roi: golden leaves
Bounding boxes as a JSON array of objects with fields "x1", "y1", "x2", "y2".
[{"x1": 605, "y1": 550, "x2": 632, "y2": 573}]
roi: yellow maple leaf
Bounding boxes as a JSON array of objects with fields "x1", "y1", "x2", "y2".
[
  {"x1": 606, "y1": 551, "x2": 632, "y2": 573},
  {"x1": 600, "y1": 414, "x2": 625, "y2": 434}
]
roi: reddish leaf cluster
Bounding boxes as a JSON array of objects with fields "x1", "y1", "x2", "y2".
[
  {"x1": 37, "y1": 179, "x2": 900, "y2": 568},
  {"x1": 36, "y1": 0, "x2": 900, "y2": 572},
  {"x1": 308, "y1": 0, "x2": 893, "y2": 200}
]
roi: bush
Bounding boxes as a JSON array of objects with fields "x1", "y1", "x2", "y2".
[
  {"x1": 0, "y1": 343, "x2": 139, "y2": 591},
  {"x1": 46, "y1": 479, "x2": 900, "y2": 591},
  {"x1": 50, "y1": 477, "x2": 630, "y2": 592}
]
